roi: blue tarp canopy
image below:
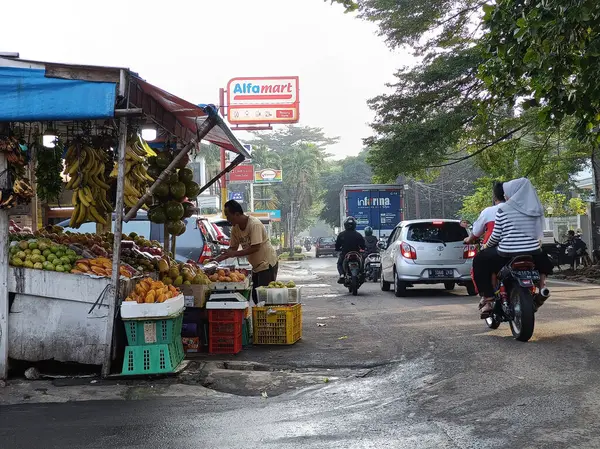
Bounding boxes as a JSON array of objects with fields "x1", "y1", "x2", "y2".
[{"x1": 0, "y1": 57, "x2": 250, "y2": 156}]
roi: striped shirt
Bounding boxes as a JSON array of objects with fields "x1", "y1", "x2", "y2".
[{"x1": 486, "y1": 207, "x2": 541, "y2": 253}]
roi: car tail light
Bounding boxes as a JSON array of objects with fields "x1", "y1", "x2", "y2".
[
  {"x1": 199, "y1": 243, "x2": 213, "y2": 264},
  {"x1": 463, "y1": 244, "x2": 477, "y2": 259},
  {"x1": 400, "y1": 242, "x2": 417, "y2": 260}
]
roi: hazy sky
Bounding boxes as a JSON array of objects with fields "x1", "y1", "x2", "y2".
[{"x1": 1, "y1": 0, "x2": 412, "y2": 158}]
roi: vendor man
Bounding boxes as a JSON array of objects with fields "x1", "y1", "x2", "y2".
[{"x1": 214, "y1": 200, "x2": 279, "y2": 304}]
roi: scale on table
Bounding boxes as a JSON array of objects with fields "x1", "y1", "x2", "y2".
[{"x1": 205, "y1": 291, "x2": 248, "y2": 309}]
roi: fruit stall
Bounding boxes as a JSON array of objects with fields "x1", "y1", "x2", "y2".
[{"x1": 0, "y1": 56, "x2": 252, "y2": 378}]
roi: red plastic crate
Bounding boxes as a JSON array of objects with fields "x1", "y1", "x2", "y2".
[
  {"x1": 209, "y1": 331, "x2": 242, "y2": 354},
  {"x1": 208, "y1": 309, "x2": 245, "y2": 323},
  {"x1": 209, "y1": 321, "x2": 243, "y2": 336}
]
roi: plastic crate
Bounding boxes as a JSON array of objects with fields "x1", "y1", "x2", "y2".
[
  {"x1": 253, "y1": 304, "x2": 302, "y2": 345},
  {"x1": 258, "y1": 287, "x2": 301, "y2": 305},
  {"x1": 121, "y1": 340, "x2": 184, "y2": 375},
  {"x1": 208, "y1": 309, "x2": 245, "y2": 323},
  {"x1": 209, "y1": 320, "x2": 243, "y2": 336},
  {"x1": 209, "y1": 331, "x2": 243, "y2": 354},
  {"x1": 123, "y1": 313, "x2": 183, "y2": 346},
  {"x1": 242, "y1": 318, "x2": 252, "y2": 347}
]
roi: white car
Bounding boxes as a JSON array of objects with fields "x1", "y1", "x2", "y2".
[{"x1": 379, "y1": 219, "x2": 477, "y2": 296}]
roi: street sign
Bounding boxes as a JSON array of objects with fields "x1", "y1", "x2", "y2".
[
  {"x1": 229, "y1": 192, "x2": 244, "y2": 202},
  {"x1": 227, "y1": 77, "x2": 300, "y2": 125},
  {"x1": 254, "y1": 168, "x2": 283, "y2": 184},
  {"x1": 255, "y1": 209, "x2": 281, "y2": 222},
  {"x1": 229, "y1": 164, "x2": 254, "y2": 183}
]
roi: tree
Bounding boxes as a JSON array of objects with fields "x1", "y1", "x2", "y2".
[
  {"x1": 249, "y1": 125, "x2": 339, "y2": 154},
  {"x1": 319, "y1": 151, "x2": 373, "y2": 227},
  {"x1": 480, "y1": 0, "x2": 600, "y2": 196}
]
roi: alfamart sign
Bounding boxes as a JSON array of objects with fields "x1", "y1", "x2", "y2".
[
  {"x1": 227, "y1": 77, "x2": 299, "y2": 125},
  {"x1": 254, "y1": 168, "x2": 283, "y2": 184}
]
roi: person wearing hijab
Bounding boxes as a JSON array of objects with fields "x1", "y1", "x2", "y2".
[{"x1": 472, "y1": 178, "x2": 553, "y2": 317}]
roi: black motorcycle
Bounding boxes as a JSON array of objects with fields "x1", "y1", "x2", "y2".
[
  {"x1": 304, "y1": 242, "x2": 311, "y2": 252},
  {"x1": 485, "y1": 255, "x2": 550, "y2": 342},
  {"x1": 364, "y1": 253, "x2": 381, "y2": 282},
  {"x1": 343, "y1": 251, "x2": 364, "y2": 296}
]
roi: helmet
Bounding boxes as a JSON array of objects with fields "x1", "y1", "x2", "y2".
[
  {"x1": 344, "y1": 216, "x2": 357, "y2": 231},
  {"x1": 364, "y1": 226, "x2": 373, "y2": 236}
]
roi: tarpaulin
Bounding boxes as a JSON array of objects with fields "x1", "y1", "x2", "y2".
[{"x1": 0, "y1": 67, "x2": 116, "y2": 121}]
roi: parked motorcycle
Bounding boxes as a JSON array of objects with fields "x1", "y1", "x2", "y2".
[
  {"x1": 343, "y1": 251, "x2": 364, "y2": 296},
  {"x1": 484, "y1": 255, "x2": 550, "y2": 342},
  {"x1": 364, "y1": 253, "x2": 381, "y2": 282}
]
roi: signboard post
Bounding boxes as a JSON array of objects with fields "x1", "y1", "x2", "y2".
[
  {"x1": 254, "y1": 169, "x2": 283, "y2": 184},
  {"x1": 226, "y1": 77, "x2": 300, "y2": 125}
]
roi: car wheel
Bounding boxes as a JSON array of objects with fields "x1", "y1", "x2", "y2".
[
  {"x1": 444, "y1": 282, "x2": 456, "y2": 290},
  {"x1": 466, "y1": 282, "x2": 477, "y2": 296},
  {"x1": 380, "y1": 270, "x2": 391, "y2": 291},
  {"x1": 394, "y1": 270, "x2": 407, "y2": 297},
  {"x1": 315, "y1": 253, "x2": 320, "y2": 258}
]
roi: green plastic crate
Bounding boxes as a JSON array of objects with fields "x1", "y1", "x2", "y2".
[
  {"x1": 242, "y1": 318, "x2": 252, "y2": 347},
  {"x1": 121, "y1": 340, "x2": 184, "y2": 375},
  {"x1": 123, "y1": 313, "x2": 183, "y2": 346}
]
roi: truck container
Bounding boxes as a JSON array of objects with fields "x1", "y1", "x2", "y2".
[{"x1": 339, "y1": 184, "x2": 404, "y2": 240}]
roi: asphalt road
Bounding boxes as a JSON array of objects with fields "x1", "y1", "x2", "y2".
[{"x1": 3, "y1": 252, "x2": 600, "y2": 448}]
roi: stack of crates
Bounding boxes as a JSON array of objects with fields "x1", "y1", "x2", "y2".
[
  {"x1": 252, "y1": 303, "x2": 302, "y2": 345},
  {"x1": 121, "y1": 313, "x2": 185, "y2": 375},
  {"x1": 208, "y1": 309, "x2": 245, "y2": 354}
]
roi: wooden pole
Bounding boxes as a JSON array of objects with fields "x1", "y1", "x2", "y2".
[
  {"x1": 123, "y1": 115, "x2": 218, "y2": 223},
  {"x1": 102, "y1": 70, "x2": 128, "y2": 377},
  {"x1": 0, "y1": 124, "x2": 9, "y2": 379}
]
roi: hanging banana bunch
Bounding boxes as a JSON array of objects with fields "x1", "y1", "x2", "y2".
[
  {"x1": 110, "y1": 137, "x2": 154, "y2": 210},
  {"x1": 65, "y1": 142, "x2": 113, "y2": 228},
  {"x1": 0, "y1": 178, "x2": 34, "y2": 209}
]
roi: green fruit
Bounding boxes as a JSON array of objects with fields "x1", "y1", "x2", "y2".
[
  {"x1": 169, "y1": 182, "x2": 187, "y2": 200},
  {"x1": 47, "y1": 254, "x2": 57, "y2": 263},
  {"x1": 178, "y1": 167, "x2": 194, "y2": 183},
  {"x1": 19, "y1": 241, "x2": 29, "y2": 250},
  {"x1": 50, "y1": 246, "x2": 59, "y2": 254},
  {"x1": 42, "y1": 249, "x2": 51, "y2": 257},
  {"x1": 25, "y1": 254, "x2": 33, "y2": 262},
  {"x1": 39, "y1": 256, "x2": 46, "y2": 263},
  {"x1": 66, "y1": 249, "x2": 76, "y2": 256},
  {"x1": 56, "y1": 251, "x2": 65, "y2": 258},
  {"x1": 147, "y1": 165, "x2": 162, "y2": 180},
  {"x1": 63, "y1": 264, "x2": 72, "y2": 272},
  {"x1": 165, "y1": 201, "x2": 184, "y2": 221},
  {"x1": 185, "y1": 181, "x2": 200, "y2": 199},
  {"x1": 166, "y1": 171, "x2": 179, "y2": 184},
  {"x1": 24, "y1": 249, "x2": 32, "y2": 255},
  {"x1": 38, "y1": 242, "x2": 48, "y2": 252},
  {"x1": 33, "y1": 262, "x2": 43, "y2": 270},
  {"x1": 148, "y1": 206, "x2": 167, "y2": 224},
  {"x1": 174, "y1": 276, "x2": 183, "y2": 286},
  {"x1": 162, "y1": 276, "x2": 173, "y2": 285},
  {"x1": 23, "y1": 260, "x2": 34, "y2": 268},
  {"x1": 16, "y1": 251, "x2": 26, "y2": 260},
  {"x1": 154, "y1": 182, "x2": 170, "y2": 199},
  {"x1": 55, "y1": 265, "x2": 65, "y2": 272},
  {"x1": 155, "y1": 151, "x2": 172, "y2": 169},
  {"x1": 68, "y1": 255, "x2": 78, "y2": 263},
  {"x1": 28, "y1": 242, "x2": 38, "y2": 250},
  {"x1": 182, "y1": 202, "x2": 195, "y2": 218},
  {"x1": 11, "y1": 257, "x2": 23, "y2": 267},
  {"x1": 166, "y1": 220, "x2": 186, "y2": 236},
  {"x1": 32, "y1": 249, "x2": 41, "y2": 255},
  {"x1": 9, "y1": 246, "x2": 19, "y2": 255},
  {"x1": 183, "y1": 280, "x2": 191, "y2": 285},
  {"x1": 60, "y1": 256, "x2": 71, "y2": 265}
]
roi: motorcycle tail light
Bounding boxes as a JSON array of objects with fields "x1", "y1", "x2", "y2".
[
  {"x1": 400, "y1": 242, "x2": 417, "y2": 260},
  {"x1": 463, "y1": 244, "x2": 477, "y2": 259}
]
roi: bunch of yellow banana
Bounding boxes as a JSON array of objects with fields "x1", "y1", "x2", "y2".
[
  {"x1": 64, "y1": 143, "x2": 113, "y2": 228},
  {"x1": 0, "y1": 178, "x2": 33, "y2": 209},
  {"x1": 110, "y1": 139, "x2": 154, "y2": 209}
]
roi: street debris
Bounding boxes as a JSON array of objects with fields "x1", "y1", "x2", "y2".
[
  {"x1": 261, "y1": 391, "x2": 268, "y2": 399},
  {"x1": 338, "y1": 336, "x2": 348, "y2": 340},
  {"x1": 317, "y1": 323, "x2": 326, "y2": 327}
]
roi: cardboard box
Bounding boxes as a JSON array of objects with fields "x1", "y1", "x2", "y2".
[
  {"x1": 181, "y1": 285, "x2": 210, "y2": 308},
  {"x1": 182, "y1": 337, "x2": 200, "y2": 353}
]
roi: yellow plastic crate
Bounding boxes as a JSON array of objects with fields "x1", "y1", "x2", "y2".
[{"x1": 252, "y1": 304, "x2": 302, "y2": 345}]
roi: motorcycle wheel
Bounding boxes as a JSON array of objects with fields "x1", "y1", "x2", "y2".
[
  {"x1": 509, "y1": 286, "x2": 535, "y2": 342},
  {"x1": 485, "y1": 316, "x2": 501, "y2": 329},
  {"x1": 351, "y1": 275, "x2": 358, "y2": 296}
]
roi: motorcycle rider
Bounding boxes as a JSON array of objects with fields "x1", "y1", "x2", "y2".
[
  {"x1": 472, "y1": 178, "x2": 554, "y2": 317},
  {"x1": 464, "y1": 181, "x2": 505, "y2": 246},
  {"x1": 565, "y1": 229, "x2": 588, "y2": 269},
  {"x1": 364, "y1": 226, "x2": 379, "y2": 254},
  {"x1": 335, "y1": 217, "x2": 366, "y2": 284}
]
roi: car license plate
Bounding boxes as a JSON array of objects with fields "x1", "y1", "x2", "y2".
[{"x1": 428, "y1": 269, "x2": 454, "y2": 278}]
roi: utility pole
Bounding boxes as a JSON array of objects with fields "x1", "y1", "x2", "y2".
[
  {"x1": 428, "y1": 186, "x2": 432, "y2": 218},
  {"x1": 289, "y1": 203, "x2": 295, "y2": 253},
  {"x1": 414, "y1": 181, "x2": 421, "y2": 219}
]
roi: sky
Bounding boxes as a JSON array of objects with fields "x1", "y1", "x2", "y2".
[{"x1": 0, "y1": 0, "x2": 412, "y2": 158}]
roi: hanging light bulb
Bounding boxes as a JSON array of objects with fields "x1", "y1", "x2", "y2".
[
  {"x1": 141, "y1": 120, "x2": 157, "y2": 141},
  {"x1": 43, "y1": 124, "x2": 58, "y2": 148}
]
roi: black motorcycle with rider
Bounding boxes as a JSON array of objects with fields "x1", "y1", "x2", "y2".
[
  {"x1": 363, "y1": 226, "x2": 381, "y2": 282},
  {"x1": 335, "y1": 217, "x2": 366, "y2": 295}
]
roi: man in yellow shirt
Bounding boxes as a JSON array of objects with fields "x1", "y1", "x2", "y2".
[{"x1": 215, "y1": 200, "x2": 279, "y2": 303}]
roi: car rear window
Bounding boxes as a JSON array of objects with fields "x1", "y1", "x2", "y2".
[
  {"x1": 213, "y1": 221, "x2": 232, "y2": 238},
  {"x1": 406, "y1": 222, "x2": 468, "y2": 243},
  {"x1": 176, "y1": 219, "x2": 204, "y2": 248},
  {"x1": 320, "y1": 237, "x2": 335, "y2": 244}
]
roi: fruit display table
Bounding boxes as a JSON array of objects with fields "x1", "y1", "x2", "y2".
[{"x1": 7, "y1": 267, "x2": 134, "y2": 369}]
